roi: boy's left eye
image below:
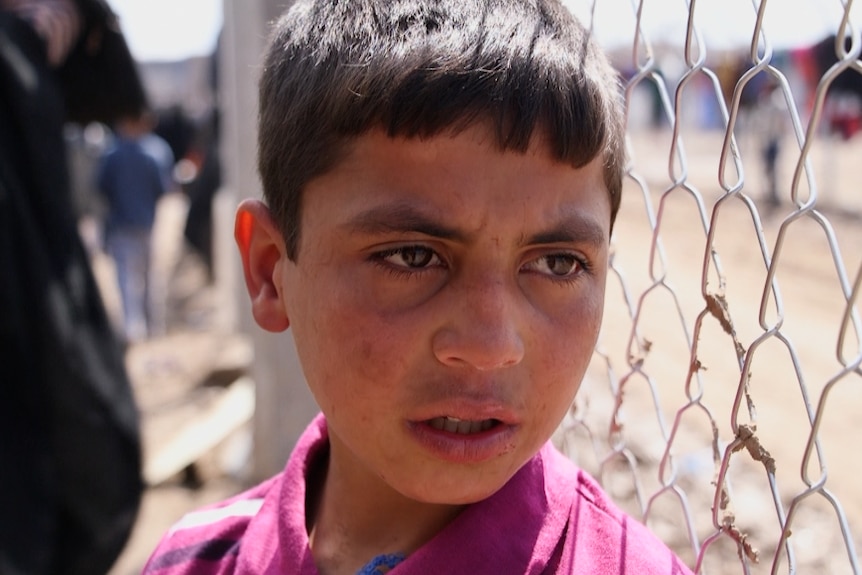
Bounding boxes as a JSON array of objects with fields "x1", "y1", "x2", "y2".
[
  {"x1": 379, "y1": 246, "x2": 442, "y2": 269},
  {"x1": 524, "y1": 253, "x2": 583, "y2": 278}
]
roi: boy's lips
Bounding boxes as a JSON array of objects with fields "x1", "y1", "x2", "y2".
[
  {"x1": 410, "y1": 393, "x2": 519, "y2": 425},
  {"x1": 426, "y1": 416, "x2": 499, "y2": 435},
  {"x1": 407, "y1": 403, "x2": 520, "y2": 463}
]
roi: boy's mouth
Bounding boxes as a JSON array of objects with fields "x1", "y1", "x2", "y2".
[
  {"x1": 426, "y1": 416, "x2": 499, "y2": 435},
  {"x1": 411, "y1": 414, "x2": 516, "y2": 462}
]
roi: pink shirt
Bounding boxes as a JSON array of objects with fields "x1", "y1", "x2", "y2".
[{"x1": 144, "y1": 414, "x2": 694, "y2": 574}]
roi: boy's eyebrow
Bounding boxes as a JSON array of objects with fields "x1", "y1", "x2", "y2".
[
  {"x1": 343, "y1": 204, "x2": 608, "y2": 248},
  {"x1": 342, "y1": 204, "x2": 468, "y2": 241},
  {"x1": 526, "y1": 213, "x2": 608, "y2": 249}
]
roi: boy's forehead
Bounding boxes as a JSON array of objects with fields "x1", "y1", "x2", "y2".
[{"x1": 301, "y1": 124, "x2": 611, "y2": 235}]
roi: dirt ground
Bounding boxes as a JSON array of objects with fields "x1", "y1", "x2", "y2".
[{"x1": 100, "y1": 127, "x2": 861, "y2": 574}]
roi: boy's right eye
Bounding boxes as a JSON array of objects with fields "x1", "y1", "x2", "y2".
[{"x1": 376, "y1": 246, "x2": 443, "y2": 270}]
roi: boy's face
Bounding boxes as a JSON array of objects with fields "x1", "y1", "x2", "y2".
[{"x1": 238, "y1": 123, "x2": 610, "y2": 505}]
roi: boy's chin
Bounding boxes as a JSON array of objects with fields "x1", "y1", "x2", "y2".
[{"x1": 393, "y1": 465, "x2": 521, "y2": 507}]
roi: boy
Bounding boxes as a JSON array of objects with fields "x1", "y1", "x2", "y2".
[{"x1": 144, "y1": 1, "x2": 695, "y2": 573}]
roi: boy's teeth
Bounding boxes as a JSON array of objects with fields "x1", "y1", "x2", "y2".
[{"x1": 428, "y1": 416, "x2": 494, "y2": 434}]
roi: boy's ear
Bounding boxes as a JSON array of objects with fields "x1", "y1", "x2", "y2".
[{"x1": 234, "y1": 199, "x2": 290, "y2": 333}]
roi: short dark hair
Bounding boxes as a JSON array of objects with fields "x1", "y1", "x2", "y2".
[{"x1": 258, "y1": 0, "x2": 625, "y2": 260}]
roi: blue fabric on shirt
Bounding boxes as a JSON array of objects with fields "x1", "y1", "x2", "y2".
[{"x1": 356, "y1": 553, "x2": 405, "y2": 575}]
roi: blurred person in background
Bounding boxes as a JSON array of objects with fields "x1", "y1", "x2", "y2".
[
  {"x1": 0, "y1": 0, "x2": 146, "y2": 573},
  {"x1": 182, "y1": 36, "x2": 222, "y2": 283},
  {"x1": 181, "y1": 107, "x2": 221, "y2": 283},
  {"x1": 97, "y1": 109, "x2": 174, "y2": 342},
  {"x1": 757, "y1": 78, "x2": 786, "y2": 208}
]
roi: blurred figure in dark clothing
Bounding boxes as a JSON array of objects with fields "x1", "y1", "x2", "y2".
[
  {"x1": 757, "y1": 79, "x2": 785, "y2": 208},
  {"x1": 177, "y1": 36, "x2": 222, "y2": 283},
  {"x1": 155, "y1": 103, "x2": 196, "y2": 165},
  {"x1": 183, "y1": 109, "x2": 221, "y2": 282},
  {"x1": 0, "y1": 0, "x2": 144, "y2": 573}
]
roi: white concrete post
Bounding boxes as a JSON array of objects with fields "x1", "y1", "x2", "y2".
[{"x1": 218, "y1": 0, "x2": 318, "y2": 482}]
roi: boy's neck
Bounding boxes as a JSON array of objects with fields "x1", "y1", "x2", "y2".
[{"x1": 307, "y1": 435, "x2": 464, "y2": 575}]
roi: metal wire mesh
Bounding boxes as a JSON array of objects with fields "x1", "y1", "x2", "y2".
[{"x1": 557, "y1": 1, "x2": 862, "y2": 573}]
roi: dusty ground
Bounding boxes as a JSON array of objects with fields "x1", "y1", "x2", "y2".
[{"x1": 100, "y1": 126, "x2": 861, "y2": 574}]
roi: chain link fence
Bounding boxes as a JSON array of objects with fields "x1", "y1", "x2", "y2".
[{"x1": 557, "y1": 1, "x2": 862, "y2": 573}]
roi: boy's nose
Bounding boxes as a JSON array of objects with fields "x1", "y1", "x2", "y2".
[{"x1": 431, "y1": 277, "x2": 525, "y2": 371}]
